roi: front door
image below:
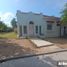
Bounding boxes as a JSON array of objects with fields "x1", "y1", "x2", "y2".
[{"x1": 29, "y1": 21, "x2": 34, "y2": 37}]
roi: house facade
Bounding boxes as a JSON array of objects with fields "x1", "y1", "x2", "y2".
[{"x1": 16, "y1": 10, "x2": 66, "y2": 38}]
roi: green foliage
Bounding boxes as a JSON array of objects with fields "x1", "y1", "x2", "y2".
[
  {"x1": 11, "y1": 18, "x2": 17, "y2": 28},
  {"x1": 0, "y1": 21, "x2": 8, "y2": 31},
  {"x1": 61, "y1": 3, "x2": 67, "y2": 26}
]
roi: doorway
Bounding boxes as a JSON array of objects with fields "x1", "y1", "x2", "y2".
[{"x1": 29, "y1": 21, "x2": 34, "y2": 37}]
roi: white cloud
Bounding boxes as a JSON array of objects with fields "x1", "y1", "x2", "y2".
[{"x1": 0, "y1": 12, "x2": 15, "y2": 27}]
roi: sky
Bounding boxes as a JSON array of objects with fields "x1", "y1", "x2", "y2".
[{"x1": 0, "y1": 0, "x2": 67, "y2": 27}]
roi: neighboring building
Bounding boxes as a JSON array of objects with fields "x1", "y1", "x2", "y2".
[{"x1": 16, "y1": 10, "x2": 67, "y2": 38}]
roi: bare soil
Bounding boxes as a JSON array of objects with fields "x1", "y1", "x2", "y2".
[
  {"x1": 0, "y1": 38, "x2": 67, "y2": 60},
  {"x1": 44, "y1": 38, "x2": 67, "y2": 49}
]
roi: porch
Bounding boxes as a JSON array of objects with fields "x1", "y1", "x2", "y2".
[{"x1": 18, "y1": 21, "x2": 45, "y2": 38}]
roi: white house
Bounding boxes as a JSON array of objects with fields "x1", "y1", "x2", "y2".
[{"x1": 16, "y1": 10, "x2": 66, "y2": 38}]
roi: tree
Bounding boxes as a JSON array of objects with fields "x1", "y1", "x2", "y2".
[
  {"x1": 11, "y1": 18, "x2": 17, "y2": 28},
  {"x1": 61, "y1": 3, "x2": 67, "y2": 36},
  {"x1": 0, "y1": 21, "x2": 8, "y2": 32},
  {"x1": 11, "y1": 18, "x2": 17, "y2": 32}
]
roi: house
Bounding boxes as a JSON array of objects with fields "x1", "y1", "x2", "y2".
[{"x1": 16, "y1": 10, "x2": 67, "y2": 38}]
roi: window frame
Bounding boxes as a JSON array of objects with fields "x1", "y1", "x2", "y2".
[
  {"x1": 39, "y1": 26, "x2": 42, "y2": 35},
  {"x1": 47, "y1": 23, "x2": 53, "y2": 30},
  {"x1": 35, "y1": 25, "x2": 38, "y2": 34},
  {"x1": 23, "y1": 25, "x2": 27, "y2": 34}
]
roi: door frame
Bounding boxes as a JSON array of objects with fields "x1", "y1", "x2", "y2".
[{"x1": 29, "y1": 21, "x2": 34, "y2": 37}]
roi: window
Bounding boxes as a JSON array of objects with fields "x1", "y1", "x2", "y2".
[
  {"x1": 57, "y1": 23, "x2": 60, "y2": 26},
  {"x1": 29, "y1": 21, "x2": 34, "y2": 24},
  {"x1": 35, "y1": 26, "x2": 38, "y2": 34},
  {"x1": 47, "y1": 23, "x2": 52, "y2": 30},
  {"x1": 23, "y1": 26, "x2": 27, "y2": 34},
  {"x1": 56, "y1": 21, "x2": 60, "y2": 26},
  {"x1": 19, "y1": 25, "x2": 22, "y2": 36},
  {"x1": 39, "y1": 26, "x2": 41, "y2": 35}
]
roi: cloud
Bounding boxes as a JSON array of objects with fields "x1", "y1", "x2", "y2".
[{"x1": 0, "y1": 12, "x2": 15, "y2": 27}]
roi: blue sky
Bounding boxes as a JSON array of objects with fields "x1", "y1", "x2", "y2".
[{"x1": 0, "y1": 0, "x2": 67, "y2": 27}]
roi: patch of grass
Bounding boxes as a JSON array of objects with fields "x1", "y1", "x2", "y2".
[{"x1": 0, "y1": 32, "x2": 17, "y2": 39}]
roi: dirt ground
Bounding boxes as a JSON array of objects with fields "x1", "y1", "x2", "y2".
[
  {"x1": 0, "y1": 38, "x2": 42, "y2": 60},
  {"x1": 44, "y1": 38, "x2": 67, "y2": 48},
  {"x1": 0, "y1": 38, "x2": 67, "y2": 60},
  {"x1": 0, "y1": 38, "x2": 35, "y2": 60}
]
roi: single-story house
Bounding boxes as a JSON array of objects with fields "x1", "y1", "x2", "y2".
[{"x1": 16, "y1": 10, "x2": 67, "y2": 38}]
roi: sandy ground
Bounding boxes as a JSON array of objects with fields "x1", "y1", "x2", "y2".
[
  {"x1": 0, "y1": 38, "x2": 67, "y2": 60},
  {"x1": 0, "y1": 39, "x2": 35, "y2": 60},
  {"x1": 44, "y1": 38, "x2": 67, "y2": 48}
]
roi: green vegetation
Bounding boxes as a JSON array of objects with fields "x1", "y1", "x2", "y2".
[
  {"x1": 0, "y1": 20, "x2": 13, "y2": 32},
  {"x1": 0, "y1": 18, "x2": 17, "y2": 39},
  {"x1": 0, "y1": 21, "x2": 8, "y2": 32},
  {"x1": 11, "y1": 18, "x2": 17, "y2": 28},
  {"x1": 11, "y1": 18, "x2": 17, "y2": 32},
  {"x1": 61, "y1": 3, "x2": 67, "y2": 35},
  {"x1": 61, "y1": 3, "x2": 67, "y2": 25},
  {"x1": 0, "y1": 32, "x2": 17, "y2": 39}
]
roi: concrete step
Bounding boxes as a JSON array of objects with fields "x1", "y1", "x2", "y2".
[{"x1": 30, "y1": 39, "x2": 54, "y2": 47}]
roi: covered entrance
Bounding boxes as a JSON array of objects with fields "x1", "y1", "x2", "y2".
[{"x1": 29, "y1": 21, "x2": 34, "y2": 37}]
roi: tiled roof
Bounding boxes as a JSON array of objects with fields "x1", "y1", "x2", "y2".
[{"x1": 43, "y1": 15, "x2": 60, "y2": 22}]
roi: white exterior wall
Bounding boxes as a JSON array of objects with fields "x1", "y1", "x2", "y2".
[
  {"x1": 46, "y1": 21, "x2": 60, "y2": 37},
  {"x1": 16, "y1": 11, "x2": 47, "y2": 38},
  {"x1": 16, "y1": 10, "x2": 62, "y2": 38}
]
